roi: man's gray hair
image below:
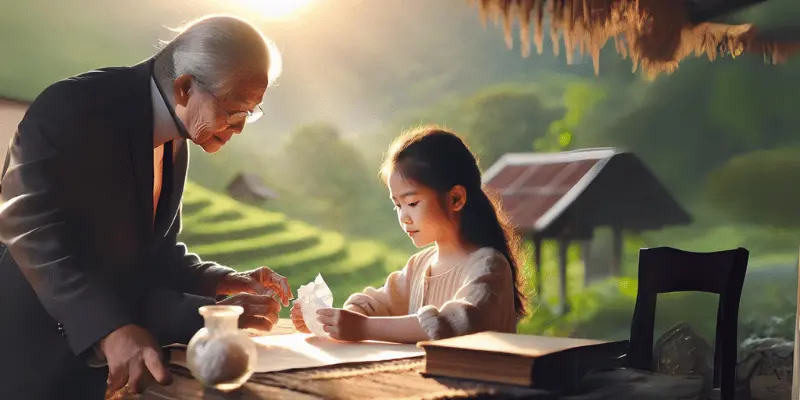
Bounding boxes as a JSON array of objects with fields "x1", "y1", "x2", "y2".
[{"x1": 154, "y1": 14, "x2": 282, "y2": 99}]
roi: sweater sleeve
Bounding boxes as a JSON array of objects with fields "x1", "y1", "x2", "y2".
[
  {"x1": 343, "y1": 257, "x2": 418, "y2": 317},
  {"x1": 417, "y1": 252, "x2": 516, "y2": 340}
]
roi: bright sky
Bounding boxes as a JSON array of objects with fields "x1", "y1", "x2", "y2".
[{"x1": 229, "y1": 0, "x2": 317, "y2": 20}]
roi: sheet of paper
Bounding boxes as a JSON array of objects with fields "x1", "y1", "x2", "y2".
[
  {"x1": 169, "y1": 333, "x2": 425, "y2": 374},
  {"x1": 296, "y1": 273, "x2": 334, "y2": 339},
  {"x1": 251, "y1": 333, "x2": 425, "y2": 373}
]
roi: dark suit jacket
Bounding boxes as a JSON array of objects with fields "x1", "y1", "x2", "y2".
[{"x1": 0, "y1": 58, "x2": 234, "y2": 394}]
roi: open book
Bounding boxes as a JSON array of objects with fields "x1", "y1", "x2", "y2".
[{"x1": 417, "y1": 331, "x2": 628, "y2": 390}]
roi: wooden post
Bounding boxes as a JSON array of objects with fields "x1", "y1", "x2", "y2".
[
  {"x1": 532, "y1": 235, "x2": 543, "y2": 300},
  {"x1": 558, "y1": 237, "x2": 570, "y2": 315},
  {"x1": 582, "y1": 240, "x2": 592, "y2": 288},
  {"x1": 611, "y1": 227, "x2": 623, "y2": 277}
]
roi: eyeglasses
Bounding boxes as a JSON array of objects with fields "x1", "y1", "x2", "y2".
[{"x1": 193, "y1": 78, "x2": 264, "y2": 125}]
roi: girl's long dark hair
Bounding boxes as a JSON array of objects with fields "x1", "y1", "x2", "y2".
[{"x1": 380, "y1": 125, "x2": 529, "y2": 320}]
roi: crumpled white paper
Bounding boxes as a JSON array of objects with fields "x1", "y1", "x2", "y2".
[{"x1": 296, "y1": 273, "x2": 334, "y2": 339}]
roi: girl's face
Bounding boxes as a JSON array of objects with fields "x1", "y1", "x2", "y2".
[{"x1": 387, "y1": 169, "x2": 464, "y2": 248}]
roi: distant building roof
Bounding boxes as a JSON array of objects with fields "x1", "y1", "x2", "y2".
[
  {"x1": 482, "y1": 148, "x2": 692, "y2": 238},
  {"x1": 227, "y1": 173, "x2": 278, "y2": 201}
]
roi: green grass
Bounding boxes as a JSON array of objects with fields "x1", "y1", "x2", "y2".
[
  {"x1": 178, "y1": 182, "x2": 413, "y2": 318},
  {"x1": 517, "y1": 228, "x2": 800, "y2": 346}
]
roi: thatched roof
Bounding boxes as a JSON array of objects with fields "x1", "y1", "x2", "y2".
[{"x1": 466, "y1": 0, "x2": 800, "y2": 79}]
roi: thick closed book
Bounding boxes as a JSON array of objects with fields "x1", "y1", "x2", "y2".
[{"x1": 417, "y1": 331, "x2": 628, "y2": 391}]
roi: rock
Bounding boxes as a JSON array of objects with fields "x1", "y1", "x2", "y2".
[
  {"x1": 737, "y1": 337, "x2": 793, "y2": 400},
  {"x1": 653, "y1": 322, "x2": 715, "y2": 396}
]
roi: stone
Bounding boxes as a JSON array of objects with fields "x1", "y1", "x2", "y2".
[
  {"x1": 653, "y1": 322, "x2": 715, "y2": 396},
  {"x1": 737, "y1": 337, "x2": 793, "y2": 400}
]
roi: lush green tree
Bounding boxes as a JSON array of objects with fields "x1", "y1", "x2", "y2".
[
  {"x1": 279, "y1": 121, "x2": 375, "y2": 232},
  {"x1": 706, "y1": 147, "x2": 800, "y2": 229},
  {"x1": 461, "y1": 85, "x2": 563, "y2": 166},
  {"x1": 534, "y1": 81, "x2": 607, "y2": 152}
]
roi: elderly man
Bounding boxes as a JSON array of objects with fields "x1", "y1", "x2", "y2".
[{"x1": 0, "y1": 15, "x2": 291, "y2": 399}]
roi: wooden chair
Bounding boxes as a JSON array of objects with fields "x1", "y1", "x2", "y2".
[{"x1": 628, "y1": 246, "x2": 750, "y2": 400}]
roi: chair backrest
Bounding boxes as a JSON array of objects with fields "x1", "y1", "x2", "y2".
[{"x1": 628, "y1": 246, "x2": 750, "y2": 398}]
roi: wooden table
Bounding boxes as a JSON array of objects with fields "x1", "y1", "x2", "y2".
[{"x1": 130, "y1": 320, "x2": 556, "y2": 400}]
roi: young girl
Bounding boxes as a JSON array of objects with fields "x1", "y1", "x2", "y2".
[{"x1": 291, "y1": 125, "x2": 528, "y2": 343}]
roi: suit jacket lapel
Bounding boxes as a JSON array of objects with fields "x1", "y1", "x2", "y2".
[
  {"x1": 129, "y1": 58, "x2": 156, "y2": 239},
  {"x1": 153, "y1": 139, "x2": 187, "y2": 235},
  {"x1": 128, "y1": 57, "x2": 189, "y2": 240},
  {"x1": 170, "y1": 140, "x2": 188, "y2": 221}
]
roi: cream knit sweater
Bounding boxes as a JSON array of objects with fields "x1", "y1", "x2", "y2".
[{"x1": 343, "y1": 246, "x2": 518, "y2": 340}]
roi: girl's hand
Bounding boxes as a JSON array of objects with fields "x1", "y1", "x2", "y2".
[
  {"x1": 290, "y1": 301, "x2": 311, "y2": 333},
  {"x1": 316, "y1": 308, "x2": 368, "y2": 342}
]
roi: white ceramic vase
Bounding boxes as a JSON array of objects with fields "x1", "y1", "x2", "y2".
[{"x1": 186, "y1": 305, "x2": 257, "y2": 392}]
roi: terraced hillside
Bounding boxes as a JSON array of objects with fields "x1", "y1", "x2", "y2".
[{"x1": 178, "y1": 182, "x2": 411, "y2": 317}]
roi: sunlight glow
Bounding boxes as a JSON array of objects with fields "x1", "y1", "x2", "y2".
[{"x1": 234, "y1": 0, "x2": 317, "y2": 20}]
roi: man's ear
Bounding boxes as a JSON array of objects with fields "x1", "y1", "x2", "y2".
[
  {"x1": 450, "y1": 185, "x2": 467, "y2": 212},
  {"x1": 173, "y1": 74, "x2": 193, "y2": 107}
]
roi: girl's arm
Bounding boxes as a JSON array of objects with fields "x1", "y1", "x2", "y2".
[
  {"x1": 316, "y1": 309, "x2": 429, "y2": 343},
  {"x1": 320, "y1": 252, "x2": 516, "y2": 344},
  {"x1": 415, "y1": 253, "x2": 517, "y2": 341},
  {"x1": 363, "y1": 314, "x2": 430, "y2": 344},
  {"x1": 341, "y1": 254, "x2": 423, "y2": 317}
]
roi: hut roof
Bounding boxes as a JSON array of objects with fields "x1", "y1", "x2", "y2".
[
  {"x1": 482, "y1": 148, "x2": 692, "y2": 238},
  {"x1": 228, "y1": 173, "x2": 279, "y2": 200}
]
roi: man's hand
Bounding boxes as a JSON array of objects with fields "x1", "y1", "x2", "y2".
[
  {"x1": 101, "y1": 324, "x2": 172, "y2": 396},
  {"x1": 216, "y1": 266, "x2": 293, "y2": 307},
  {"x1": 290, "y1": 301, "x2": 311, "y2": 334},
  {"x1": 316, "y1": 308, "x2": 369, "y2": 342},
  {"x1": 217, "y1": 293, "x2": 281, "y2": 331}
]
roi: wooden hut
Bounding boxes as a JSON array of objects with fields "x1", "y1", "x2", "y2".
[
  {"x1": 482, "y1": 148, "x2": 692, "y2": 313},
  {"x1": 226, "y1": 173, "x2": 278, "y2": 205}
]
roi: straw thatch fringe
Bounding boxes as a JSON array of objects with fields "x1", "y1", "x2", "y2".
[{"x1": 467, "y1": 0, "x2": 800, "y2": 79}]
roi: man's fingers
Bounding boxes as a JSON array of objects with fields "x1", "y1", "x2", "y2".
[
  {"x1": 107, "y1": 363, "x2": 129, "y2": 394},
  {"x1": 265, "y1": 312, "x2": 279, "y2": 325},
  {"x1": 256, "y1": 267, "x2": 292, "y2": 306},
  {"x1": 243, "y1": 303, "x2": 270, "y2": 317},
  {"x1": 127, "y1": 358, "x2": 146, "y2": 393},
  {"x1": 224, "y1": 293, "x2": 277, "y2": 306},
  {"x1": 240, "y1": 315, "x2": 274, "y2": 331},
  {"x1": 248, "y1": 279, "x2": 275, "y2": 296},
  {"x1": 275, "y1": 277, "x2": 292, "y2": 306},
  {"x1": 143, "y1": 348, "x2": 172, "y2": 385},
  {"x1": 240, "y1": 293, "x2": 279, "y2": 305},
  {"x1": 259, "y1": 279, "x2": 289, "y2": 306}
]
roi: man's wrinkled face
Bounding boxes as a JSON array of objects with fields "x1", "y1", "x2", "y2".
[{"x1": 173, "y1": 72, "x2": 268, "y2": 153}]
